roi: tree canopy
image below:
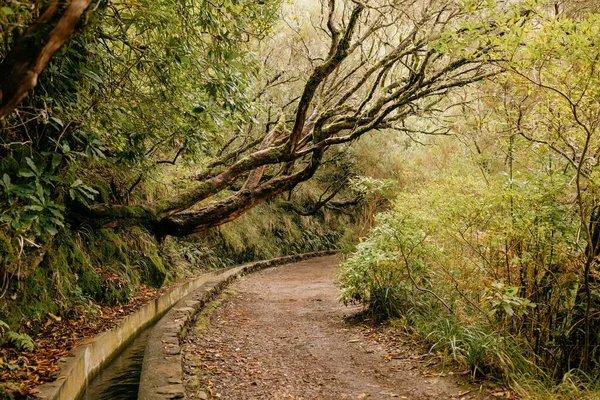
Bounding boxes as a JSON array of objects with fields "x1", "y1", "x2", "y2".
[{"x1": 0, "y1": 0, "x2": 520, "y2": 242}]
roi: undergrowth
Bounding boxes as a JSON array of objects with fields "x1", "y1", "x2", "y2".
[
  {"x1": 0, "y1": 194, "x2": 347, "y2": 333},
  {"x1": 338, "y1": 148, "x2": 600, "y2": 399}
]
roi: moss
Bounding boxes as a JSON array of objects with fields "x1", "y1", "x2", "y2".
[
  {"x1": 8, "y1": 266, "x2": 60, "y2": 327},
  {"x1": 0, "y1": 231, "x2": 15, "y2": 269},
  {"x1": 88, "y1": 176, "x2": 111, "y2": 203},
  {"x1": 71, "y1": 242, "x2": 90, "y2": 266},
  {"x1": 100, "y1": 230, "x2": 122, "y2": 257},
  {"x1": 101, "y1": 289, "x2": 125, "y2": 305},
  {"x1": 137, "y1": 255, "x2": 166, "y2": 288},
  {"x1": 88, "y1": 229, "x2": 131, "y2": 264},
  {"x1": 103, "y1": 240, "x2": 118, "y2": 258},
  {"x1": 78, "y1": 268, "x2": 102, "y2": 299},
  {"x1": 77, "y1": 264, "x2": 132, "y2": 305},
  {"x1": 43, "y1": 238, "x2": 80, "y2": 304},
  {"x1": 0, "y1": 234, "x2": 83, "y2": 327},
  {"x1": 0, "y1": 231, "x2": 108, "y2": 326},
  {"x1": 99, "y1": 277, "x2": 133, "y2": 305}
]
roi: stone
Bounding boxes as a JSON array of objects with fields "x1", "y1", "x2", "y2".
[
  {"x1": 197, "y1": 391, "x2": 208, "y2": 400},
  {"x1": 156, "y1": 384, "x2": 185, "y2": 399}
]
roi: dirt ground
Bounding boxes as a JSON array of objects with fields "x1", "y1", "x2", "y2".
[{"x1": 182, "y1": 255, "x2": 496, "y2": 400}]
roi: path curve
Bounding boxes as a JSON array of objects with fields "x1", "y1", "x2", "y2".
[{"x1": 183, "y1": 255, "x2": 489, "y2": 399}]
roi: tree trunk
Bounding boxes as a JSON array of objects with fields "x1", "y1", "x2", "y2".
[{"x1": 0, "y1": 0, "x2": 92, "y2": 120}]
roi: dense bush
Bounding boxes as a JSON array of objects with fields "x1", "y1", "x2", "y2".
[{"x1": 338, "y1": 138, "x2": 592, "y2": 396}]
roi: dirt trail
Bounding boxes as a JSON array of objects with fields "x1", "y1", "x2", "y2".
[{"x1": 183, "y1": 255, "x2": 491, "y2": 399}]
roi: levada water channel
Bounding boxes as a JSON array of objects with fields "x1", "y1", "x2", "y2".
[{"x1": 78, "y1": 322, "x2": 155, "y2": 400}]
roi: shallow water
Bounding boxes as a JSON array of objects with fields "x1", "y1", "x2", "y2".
[{"x1": 78, "y1": 325, "x2": 152, "y2": 400}]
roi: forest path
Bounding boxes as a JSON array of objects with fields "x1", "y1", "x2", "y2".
[{"x1": 182, "y1": 255, "x2": 491, "y2": 400}]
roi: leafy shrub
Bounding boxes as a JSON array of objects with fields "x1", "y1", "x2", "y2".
[
  {"x1": 338, "y1": 149, "x2": 574, "y2": 388},
  {"x1": 0, "y1": 320, "x2": 34, "y2": 352}
]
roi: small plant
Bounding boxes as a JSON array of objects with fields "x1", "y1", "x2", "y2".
[
  {"x1": 7, "y1": 331, "x2": 34, "y2": 352},
  {"x1": 0, "y1": 319, "x2": 35, "y2": 352},
  {"x1": 484, "y1": 281, "x2": 535, "y2": 319}
]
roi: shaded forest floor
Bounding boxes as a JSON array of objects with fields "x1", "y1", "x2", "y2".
[
  {"x1": 0, "y1": 274, "x2": 178, "y2": 398},
  {"x1": 183, "y1": 256, "x2": 510, "y2": 399}
]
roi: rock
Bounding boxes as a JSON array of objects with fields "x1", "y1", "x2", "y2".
[
  {"x1": 197, "y1": 391, "x2": 208, "y2": 400},
  {"x1": 156, "y1": 384, "x2": 185, "y2": 399}
]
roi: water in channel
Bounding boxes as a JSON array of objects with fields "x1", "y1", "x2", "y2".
[{"x1": 79, "y1": 324, "x2": 153, "y2": 400}]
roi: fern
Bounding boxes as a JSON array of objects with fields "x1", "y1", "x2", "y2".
[
  {"x1": 7, "y1": 331, "x2": 34, "y2": 352},
  {"x1": 0, "y1": 320, "x2": 8, "y2": 334}
]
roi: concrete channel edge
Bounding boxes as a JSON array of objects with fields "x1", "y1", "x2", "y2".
[{"x1": 34, "y1": 251, "x2": 336, "y2": 400}]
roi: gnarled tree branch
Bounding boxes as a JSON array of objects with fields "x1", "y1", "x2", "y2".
[{"x1": 0, "y1": 0, "x2": 92, "y2": 120}]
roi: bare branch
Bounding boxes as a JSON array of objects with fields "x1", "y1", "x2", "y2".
[
  {"x1": 283, "y1": 173, "x2": 351, "y2": 216},
  {"x1": 288, "y1": 3, "x2": 365, "y2": 154}
]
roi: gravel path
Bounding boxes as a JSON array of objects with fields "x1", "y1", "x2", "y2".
[{"x1": 183, "y1": 255, "x2": 491, "y2": 399}]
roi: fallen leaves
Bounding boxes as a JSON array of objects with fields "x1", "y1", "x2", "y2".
[
  {"x1": 384, "y1": 352, "x2": 403, "y2": 361},
  {"x1": 0, "y1": 281, "x2": 171, "y2": 398}
]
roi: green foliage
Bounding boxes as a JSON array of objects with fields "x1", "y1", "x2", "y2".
[
  {"x1": 0, "y1": 0, "x2": 298, "y2": 333},
  {"x1": 0, "y1": 158, "x2": 65, "y2": 237},
  {"x1": 0, "y1": 320, "x2": 34, "y2": 352},
  {"x1": 349, "y1": 176, "x2": 392, "y2": 197},
  {"x1": 0, "y1": 194, "x2": 345, "y2": 329},
  {"x1": 484, "y1": 282, "x2": 535, "y2": 319},
  {"x1": 0, "y1": 0, "x2": 280, "y2": 268},
  {"x1": 515, "y1": 371, "x2": 600, "y2": 400},
  {"x1": 339, "y1": 125, "x2": 583, "y2": 389},
  {"x1": 6, "y1": 331, "x2": 34, "y2": 352},
  {"x1": 413, "y1": 316, "x2": 527, "y2": 378},
  {"x1": 339, "y1": 218, "x2": 419, "y2": 319}
]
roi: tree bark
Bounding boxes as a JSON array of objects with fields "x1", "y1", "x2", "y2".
[
  {"x1": 0, "y1": 0, "x2": 92, "y2": 120},
  {"x1": 154, "y1": 153, "x2": 323, "y2": 237}
]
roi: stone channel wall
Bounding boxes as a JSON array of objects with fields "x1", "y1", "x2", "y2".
[{"x1": 34, "y1": 251, "x2": 335, "y2": 400}]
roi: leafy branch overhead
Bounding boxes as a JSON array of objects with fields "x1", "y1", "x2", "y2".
[
  {"x1": 78, "y1": 0, "x2": 516, "y2": 237},
  {"x1": 0, "y1": 1, "x2": 528, "y2": 249}
]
